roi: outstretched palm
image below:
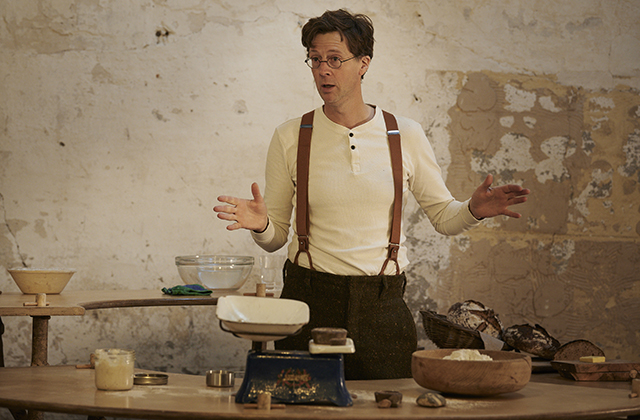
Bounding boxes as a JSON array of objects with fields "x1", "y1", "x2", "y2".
[{"x1": 469, "y1": 174, "x2": 530, "y2": 219}]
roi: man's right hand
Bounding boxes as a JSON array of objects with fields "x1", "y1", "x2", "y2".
[{"x1": 213, "y1": 182, "x2": 268, "y2": 232}]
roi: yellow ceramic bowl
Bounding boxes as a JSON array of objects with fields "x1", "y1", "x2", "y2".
[
  {"x1": 7, "y1": 268, "x2": 75, "y2": 294},
  {"x1": 412, "y1": 349, "x2": 531, "y2": 396}
]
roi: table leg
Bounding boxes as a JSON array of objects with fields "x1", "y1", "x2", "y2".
[
  {"x1": 2, "y1": 317, "x2": 29, "y2": 420},
  {"x1": 22, "y1": 316, "x2": 50, "y2": 420},
  {"x1": 7, "y1": 411, "x2": 27, "y2": 420},
  {"x1": 0, "y1": 316, "x2": 4, "y2": 367},
  {"x1": 30, "y1": 316, "x2": 50, "y2": 367},
  {"x1": 25, "y1": 411, "x2": 43, "y2": 420}
]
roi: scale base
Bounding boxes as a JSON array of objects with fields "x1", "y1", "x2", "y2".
[{"x1": 235, "y1": 350, "x2": 353, "y2": 407}]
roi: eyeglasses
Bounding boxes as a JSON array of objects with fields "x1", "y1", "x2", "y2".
[{"x1": 305, "y1": 56, "x2": 357, "y2": 69}]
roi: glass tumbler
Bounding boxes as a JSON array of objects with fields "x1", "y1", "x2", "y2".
[{"x1": 258, "y1": 255, "x2": 286, "y2": 293}]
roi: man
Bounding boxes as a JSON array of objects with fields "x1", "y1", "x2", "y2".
[{"x1": 214, "y1": 9, "x2": 529, "y2": 379}]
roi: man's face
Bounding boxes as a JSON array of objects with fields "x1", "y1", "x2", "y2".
[{"x1": 307, "y1": 32, "x2": 370, "y2": 109}]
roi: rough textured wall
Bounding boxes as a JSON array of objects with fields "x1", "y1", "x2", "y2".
[
  {"x1": 0, "y1": 0, "x2": 639, "y2": 400},
  {"x1": 404, "y1": 71, "x2": 640, "y2": 361}
]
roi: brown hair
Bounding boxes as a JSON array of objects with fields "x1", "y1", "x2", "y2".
[{"x1": 301, "y1": 9, "x2": 374, "y2": 59}]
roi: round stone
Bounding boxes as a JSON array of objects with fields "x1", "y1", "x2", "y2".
[{"x1": 416, "y1": 392, "x2": 446, "y2": 408}]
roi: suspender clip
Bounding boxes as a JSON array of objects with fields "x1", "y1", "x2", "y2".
[
  {"x1": 294, "y1": 235, "x2": 314, "y2": 270},
  {"x1": 297, "y1": 235, "x2": 310, "y2": 247}
]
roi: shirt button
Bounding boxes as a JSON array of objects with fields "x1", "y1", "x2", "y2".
[
  {"x1": 349, "y1": 133, "x2": 354, "y2": 137},
  {"x1": 351, "y1": 145, "x2": 356, "y2": 150}
]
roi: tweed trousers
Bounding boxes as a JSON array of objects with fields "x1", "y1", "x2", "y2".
[{"x1": 275, "y1": 259, "x2": 418, "y2": 380}]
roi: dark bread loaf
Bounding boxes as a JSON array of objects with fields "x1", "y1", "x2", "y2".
[
  {"x1": 553, "y1": 339, "x2": 605, "y2": 361},
  {"x1": 503, "y1": 323, "x2": 561, "y2": 359},
  {"x1": 446, "y1": 300, "x2": 503, "y2": 339}
]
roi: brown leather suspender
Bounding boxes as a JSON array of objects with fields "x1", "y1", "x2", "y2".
[
  {"x1": 293, "y1": 111, "x2": 315, "y2": 269},
  {"x1": 380, "y1": 110, "x2": 403, "y2": 275},
  {"x1": 293, "y1": 109, "x2": 403, "y2": 275}
]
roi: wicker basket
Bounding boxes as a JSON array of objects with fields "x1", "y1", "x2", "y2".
[{"x1": 420, "y1": 310, "x2": 484, "y2": 349}]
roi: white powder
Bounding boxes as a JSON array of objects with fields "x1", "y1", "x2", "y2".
[
  {"x1": 94, "y1": 349, "x2": 135, "y2": 391},
  {"x1": 443, "y1": 349, "x2": 493, "y2": 361}
]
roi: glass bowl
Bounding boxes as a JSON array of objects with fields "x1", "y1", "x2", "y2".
[{"x1": 175, "y1": 255, "x2": 254, "y2": 291}]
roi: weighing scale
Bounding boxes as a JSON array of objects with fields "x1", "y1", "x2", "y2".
[{"x1": 216, "y1": 295, "x2": 355, "y2": 407}]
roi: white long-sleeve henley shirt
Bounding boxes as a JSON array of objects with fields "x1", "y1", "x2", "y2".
[{"x1": 251, "y1": 106, "x2": 480, "y2": 276}]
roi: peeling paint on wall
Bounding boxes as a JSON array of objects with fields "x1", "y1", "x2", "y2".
[
  {"x1": 406, "y1": 70, "x2": 640, "y2": 359},
  {"x1": 619, "y1": 129, "x2": 640, "y2": 181}
]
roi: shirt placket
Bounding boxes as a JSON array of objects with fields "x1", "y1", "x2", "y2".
[{"x1": 348, "y1": 131, "x2": 361, "y2": 173}]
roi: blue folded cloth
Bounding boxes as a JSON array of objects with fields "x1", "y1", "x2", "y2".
[{"x1": 162, "y1": 284, "x2": 212, "y2": 296}]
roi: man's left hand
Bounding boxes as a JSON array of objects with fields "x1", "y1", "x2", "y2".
[{"x1": 469, "y1": 174, "x2": 530, "y2": 219}]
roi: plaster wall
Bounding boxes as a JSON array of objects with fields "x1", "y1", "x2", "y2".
[{"x1": 1, "y1": 0, "x2": 639, "y2": 402}]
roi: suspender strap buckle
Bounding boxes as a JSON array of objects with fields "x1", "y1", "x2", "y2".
[
  {"x1": 297, "y1": 235, "x2": 310, "y2": 249},
  {"x1": 294, "y1": 235, "x2": 315, "y2": 269},
  {"x1": 379, "y1": 242, "x2": 400, "y2": 275}
]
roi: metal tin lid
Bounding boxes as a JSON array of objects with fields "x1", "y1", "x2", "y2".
[{"x1": 134, "y1": 373, "x2": 169, "y2": 385}]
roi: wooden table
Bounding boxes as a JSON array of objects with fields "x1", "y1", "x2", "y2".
[
  {"x1": 0, "y1": 365, "x2": 639, "y2": 419},
  {"x1": 0, "y1": 290, "x2": 226, "y2": 366}
]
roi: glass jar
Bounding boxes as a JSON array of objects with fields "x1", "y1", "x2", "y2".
[{"x1": 94, "y1": 348, "x2": 135, "y2": 391}]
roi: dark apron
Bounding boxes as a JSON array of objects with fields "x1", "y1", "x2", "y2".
[{"x1": 275, "y1": 259, "x2": 418, "y2": 380}]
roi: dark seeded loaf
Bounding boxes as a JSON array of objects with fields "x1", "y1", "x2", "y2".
[
  {"x1": 553, "y1": 339, "x2": 605, "y2": 361},
  {"x1": 446, "y1": 300, "x2": 503, "y2": 339},
  {"x1": 503, "y1": 323, "x2": 561, "y2": 359}
]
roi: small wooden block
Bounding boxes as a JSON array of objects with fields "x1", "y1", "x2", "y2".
[
  {"x1": 36, "y1": 293, "x2": 47, "y2": 306},
  {"x1": 374, "y1": 390, "x2": 402, "y2": 408},
  {"x1": 311, "y1": 327, "x2": 348, "y2": 345},
  {"x1": 256, "y1": 392, "x2": 271, "y2": 409},
  {"x1": 255, "y1": 283, "x2": 267, "y2": 298},
  {"x1": 23, "y1": 293, "x2": 50, "y2": 307}
]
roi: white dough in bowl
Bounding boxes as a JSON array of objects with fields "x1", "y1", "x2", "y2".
[{"x1": 443, "y1": 349, "x2": 493, "y2": 361}]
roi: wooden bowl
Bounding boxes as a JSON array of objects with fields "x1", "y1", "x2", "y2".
[
  {"x1": 412, "y1": 349, "x2": 531, "y2": 396},
  {"x1": 7, "y1": 268, "x2": 75, "y2": 294}
]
